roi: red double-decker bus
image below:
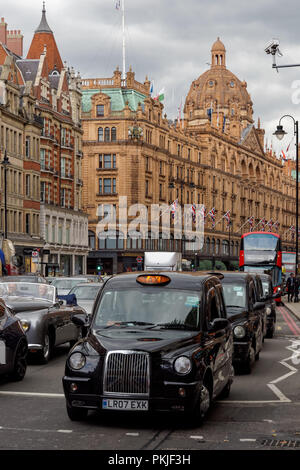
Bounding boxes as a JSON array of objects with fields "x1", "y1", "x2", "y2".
[{"x1": 239, "y1": 231, "x2": 282, "y2": 303}]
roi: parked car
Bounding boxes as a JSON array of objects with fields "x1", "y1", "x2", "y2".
[
  {"x1": 67, "y1": 283, "x2": 104, "y2": 314},
  {"x1": 0, "y1": 282, "x2": 86, "y2": 364},
  {"x1": 50, "y1": 277, "x2": 90, "y2": 296},
  {"x1": 63, "y1": 271, "x2": 234, "y2": 422},
  {"x1": 0, "y1": 298, "x2": 28, "y2": 381},
  {"x1": 220, "y1": 272, "x2": 264, "y2": 373},
  {"x1": 257, "y1": 273, "x2": 277, "y2": 338},
  {"x1": 74, "y1": 275, "x2": 104, "y2": 283},
  {"x1": 0, "y1": 274, "x2": 48, "y2": 284}
]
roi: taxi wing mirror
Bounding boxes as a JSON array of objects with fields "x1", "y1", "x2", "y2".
[
  {"x1": 71, "y1": 313, "x2": 90, "y2": 328},
  {"x1": 209, "y1": 318, "x2": 229, "y2": 332}
]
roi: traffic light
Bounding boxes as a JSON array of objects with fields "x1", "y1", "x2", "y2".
[{"x1": 97, "y1": 264, "x2": 102, "y2": 271}]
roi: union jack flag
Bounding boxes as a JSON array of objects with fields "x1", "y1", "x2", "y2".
[
  {"x1": 190, "y1": 203, "x2": 196, "y2": 223},
  {"x1": 200, "y1": 205, "x2": 207, "y2": 224},
  {"x1": 209, "y1": 207, "x2": 216, "y2": 228},
  {"x1": 260, "y1": 218, "x2": 267, "y2": 231},
  {"x1": 224, "y1": 210, "x2": 231, "y2": 224},
  {"x1": 266, "y1": 219, "x2": 273, "y2": 231},
  {"x1": 248, "y1": 216, "x2": 254, "y2": 231},
  {"x1": 273, "y1": 221, "x2": 279, "y2": 232}
]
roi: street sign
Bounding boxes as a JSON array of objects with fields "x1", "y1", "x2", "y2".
[{"x1": 136, "y1": 257, "x2": 143, "y2": 263}]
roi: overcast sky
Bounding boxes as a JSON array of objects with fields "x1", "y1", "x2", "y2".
[{"x1": 4, "y1": 0, "x2": 300, "y2": 157}]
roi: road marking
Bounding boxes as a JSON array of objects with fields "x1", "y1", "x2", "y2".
[
  {"x1": 0, "y1": 391, "x2": 64, "y2": 398},
  {"x1": 126, "y1": 433, "x2": 139, "y2": 436},
  {"x1": 57, "y1": 430, "x2": 73, "y2": 433},
  {"x1": 190, "y1": 435, "x2": 204, "y2": 440},
  {"x1": 240, "y1": 439, "x2": 256, "y2": 442}
]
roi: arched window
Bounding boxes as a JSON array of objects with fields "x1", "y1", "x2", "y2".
[
  {"x1": 98, "y1": 127, "x2": 103, "y2": 142},
  {"x1": 111, "y1": 127, "x2": 117, "y2": 142},
  {"x1": 222, "y1": 240, "x2": 229, "y2": 255},
  {"x1": 104, "y1": 127, "x2": 110, "y2": 142},
  {"x1": 216, "y1": 239, "x2": 220, "y2": 255},
  {"x1": 211, "y1": 238, "x2": 215, "y2": 255}
]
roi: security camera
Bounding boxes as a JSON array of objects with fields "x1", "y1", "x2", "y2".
[{"x1": 264, "y1": 39, "x2": 282, "y2": 56}]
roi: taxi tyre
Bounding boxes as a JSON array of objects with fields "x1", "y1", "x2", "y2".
[
  {"x1": 188, "y1": 375, "x2": 212, "y2": 424},
  {"x1": 266, "y1": 324, "x2": 275, "y2": 338},
  {"x1": 241, "y1": 344, "x2": 255, "y2": 374},
  {"x1": 10, "y1": 339, "x2": 28, "y2": 382},
  {"x1": 66, "y1": 403, "x2": 88, "y2": 421}
]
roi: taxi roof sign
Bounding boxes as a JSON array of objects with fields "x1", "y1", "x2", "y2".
[{"x1": 136, "y1": 274, "x2": 171, "y2": 286}]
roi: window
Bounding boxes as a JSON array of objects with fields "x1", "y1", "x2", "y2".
[
  {"x1": 96, "y1": 105, "x2": 104, "y2": 117},
  {"x1": 98, "y1": 127, "x2": 103, "y2": 142},
  {"x1": 111, "y1": 127, "x2": 117, "y2": 142},
  {"x1": 25, "y1": 214, "x2": 30, "y2": 234},
  {"x1": 104, "y1": 127, "x2": 110, "y2": 142},
  {"x1": 99, "y1": 179, "x2": 102, "y2": 194},
  {"x1": 41, "y1": 182, "x2": 46, "y2": 202},
  {"x1": 25, "y1": 137, "x2": 30, "y2": 158},
  {"x1": 25, "y1": 175, "x2": 30, "y2": 197},
  {"x1": 61, "y1": 157, "x2": 66, "y2": 177}
]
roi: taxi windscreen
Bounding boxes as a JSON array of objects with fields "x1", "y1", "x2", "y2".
[
  {"x1": 222, "y1": 283, "x2": 246, "y2": 311},
  {"x1": 93, "y1": 288, "x2": 202, "y2": 330}
]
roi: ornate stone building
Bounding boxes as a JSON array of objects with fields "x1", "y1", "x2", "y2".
[
  {"x1": 82, "y1": 39, "x2": 296, "y2": 273},
  {"x1": 0, "y1": 37, "x2": 44, "y2": 273},
  {"x1": 19, "y1": 6, "x2": 88, "y2": 275}
]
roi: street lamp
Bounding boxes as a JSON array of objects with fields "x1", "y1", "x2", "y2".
[
  {"x1": 273, "y1": 115, "x2": 298, "y2": 279},
  {"x1": 1, "y1": 150, "x2": 10, "y2": 239}
]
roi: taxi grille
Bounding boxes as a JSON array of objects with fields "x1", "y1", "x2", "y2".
[{"x1": 103, "y1": 351, "x2": 150, "y2": 396}]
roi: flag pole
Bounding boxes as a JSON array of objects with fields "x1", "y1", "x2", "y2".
[{"x1": 122, "y1": 0, "x2": 126, "y2": 80}]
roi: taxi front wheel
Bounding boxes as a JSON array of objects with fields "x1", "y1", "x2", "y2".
[{"x1": 66, "y1": 403, "x2": 88, "y2": 421}]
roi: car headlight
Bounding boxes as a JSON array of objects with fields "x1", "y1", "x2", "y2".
[
  {"x1": 233, "y1": 325, "x2": 246, "y2": 339},
  {"x1": 174, "y1": 356, "x2": 192, "y2": 375},
  {"x1": 20, "y1": 320, "x2": 30, "y2": 333},
  {"x1": 68, "y1": 352, "x2": 86, "y2": 370},
  {"x1": 266, "y1": 307, "x2": 272, "y2": 315}
]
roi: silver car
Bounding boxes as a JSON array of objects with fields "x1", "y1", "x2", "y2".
[
  {"x1": 0, "y1": 282, "x2": 86, "y2": 364},
  {"x1": 50, "y1": 277, "x2": 89, "y2": 296},
  {"x1": 68, "y1": 282, "x2": 103, "y2": 314}
]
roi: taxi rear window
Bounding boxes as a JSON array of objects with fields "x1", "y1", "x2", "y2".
[{"x1": 93, "y1": 288, "x2": 202, "y2": 330}]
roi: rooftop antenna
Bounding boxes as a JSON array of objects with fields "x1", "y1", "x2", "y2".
[{"x1": 122, "y1": 0, "x2": 126, "y2": 80}]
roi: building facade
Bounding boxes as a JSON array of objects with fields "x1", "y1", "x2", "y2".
[
  {"x1": 0, "y1": 7, "x2": 88, "y2": 275},
  {"x1": 81, "y1": 40, "x2": 296, "y2": 274},
  {"x1": 0, "y1": 37, "x2": 44, "y2": 273}
]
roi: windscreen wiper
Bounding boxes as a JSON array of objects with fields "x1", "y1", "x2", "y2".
[{"x1": 153, "y1": 323, "x2": 197, "y2": 330}]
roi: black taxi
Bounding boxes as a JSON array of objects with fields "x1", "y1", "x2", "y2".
[
  {"x1": 219, "y1": 272, "x2": 264, "y2": 373},
  {"x1": 62, "y1": 272, "x2": 234, "y2": 423},
  {"x1": 257, "y1": 273, "x2": 277, "y2": 338}
]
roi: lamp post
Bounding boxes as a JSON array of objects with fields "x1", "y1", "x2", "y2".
[
  {"x1": 273, "y1": 115, "x2": 298, "y2": 279},
  {"x1": 1, "y1": 150, "x2": 10, "y2": 239}
]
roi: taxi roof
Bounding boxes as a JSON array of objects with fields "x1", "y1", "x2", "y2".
[
  {"x1": 205, "y1": 271, "x2": 255, "y2": 283},
  {"x1": 103, "y1": 271, "x2": 222, "y2": 290}
]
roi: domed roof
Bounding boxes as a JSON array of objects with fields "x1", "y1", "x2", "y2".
[
  {"x1": 211, "y1": 37, "x2": 225, "y2": 52},
  {"x1": 184, "y1": 39, "x2": 253, "y2": 129}
]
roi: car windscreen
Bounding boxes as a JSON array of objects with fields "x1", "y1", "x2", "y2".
[
  {"x1": 70, "y1": 285, "x2": 101, "y2": 300},
  {"x1": 93, "y1": 288, "x2": 202, "y2": 330},
  {"x1": 0, "y1": 282, "x2": 55, "y2": 302},
  {"x1": 222, "y1": 282, "x2": 247, "y2": 310},
  {"x1": 51, "y1": 279, "x2": 84, "y2": 290}
]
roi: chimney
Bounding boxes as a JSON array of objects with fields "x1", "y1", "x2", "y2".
[
  {"x1": 0, "y1": 17, "x2": 7, "y2": 45},
  {"x1": 7, "y1": 29, "x2": 23, "y2": 57}
]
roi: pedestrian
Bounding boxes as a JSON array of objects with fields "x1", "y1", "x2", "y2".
[
  {"x1": 294, "y1": 276, "x2": 299, "y2": 303},
  {"x1": 286, "y1": 273, "x2": 294, "y2": 302}
]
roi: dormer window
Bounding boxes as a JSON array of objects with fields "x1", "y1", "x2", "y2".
[
  {"x1": 230, "y1": 80, "x2": 235, "y2": 87},
  {"x1": 209, "y1": 80, "x2": 214, "y2": 86},
  {"x1": 96, "y1": 104, "x2": 104, "y2": 117}
]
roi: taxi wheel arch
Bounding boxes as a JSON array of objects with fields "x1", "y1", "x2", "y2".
[
  {"x1": 10, "y1": 338, "x2": 28, "y2": 381},
  {"x1": 66, "y1": 402, "x2": 88, "y2": 421},
  {"x1": 192, "y1": 369, "x2": 213, "y2": 423}
]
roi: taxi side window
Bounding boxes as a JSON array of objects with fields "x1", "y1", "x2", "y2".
[
  {"x1": 216, "y1": 284, "x2": 226, "y2": 318},
  {"x1": 206, "y1": 287, "x2": 221, "y2": 327},
  {"x1": 249, "y1": 283, "x2": 255, "y2": 309}
]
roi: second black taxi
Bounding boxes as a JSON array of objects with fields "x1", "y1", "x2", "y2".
[{"x1": 63, "y1": 271, "x2": 234, "y2": 423}]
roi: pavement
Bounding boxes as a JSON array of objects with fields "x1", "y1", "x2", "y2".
[{"x1": 282, "y1": 298, "x2": 300, "y2": 321}]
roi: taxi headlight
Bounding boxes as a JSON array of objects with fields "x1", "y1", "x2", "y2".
[
  {"x1": 233, "y1": 325, "x2": 246, "y2": 339},
  {"x1": 68, "y1": 352, "x2": 86, "y2": 370},
  {"x1": 20, "y1": 320, "x2": 30, "y2": 333},
  {"x1": 266, "y1": 306, "x2": 272, "y2": 315},
  {"x1": 174, "y1": 356, "x2": 192, "y2": 375}
]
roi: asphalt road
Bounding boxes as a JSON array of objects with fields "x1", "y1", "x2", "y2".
[{"x1": 1, "y1": 305, "x2": 300, "y2": 456}]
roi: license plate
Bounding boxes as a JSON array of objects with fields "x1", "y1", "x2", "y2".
[
  {"x1": 102, "y1": 398, "x2": 148, "y2": 411},
  {"x1": 0, "y1": 340, "x2": 6, "y2": 365}
]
